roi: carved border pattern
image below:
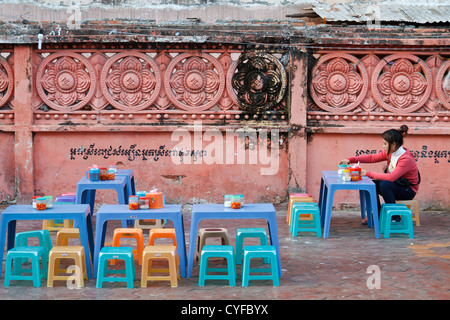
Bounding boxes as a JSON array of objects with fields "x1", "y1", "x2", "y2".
[
  {"x1": 32, "y1": 48, "x2": 288, "y2": 123},
  {"x1": 0, "y1": 54, "x2": 14, "y2": 108}
]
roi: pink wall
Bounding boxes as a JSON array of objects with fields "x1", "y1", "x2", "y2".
[{"x1": 0, "y1": 133, "x2": 15, "y2": 203}]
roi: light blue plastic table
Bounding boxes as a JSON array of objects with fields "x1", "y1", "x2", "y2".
[
  {"x1": 0, "y1": 204, "x2": 94, "y2": 278},
  {"x1": 92, "y1": 204, "x2": 186, "y2": 278},
  {"x1": 188, "y1": 203, "x2": 281, "y2": 278},
  {"x1": 76, "y1": 176, "x2": 129, "y2": 226},
  {"x1": 115, "y1": 169, "x2": 136, "y2": 196},
  {"x1": 318, "y1": 170, "x2": 380, "y2": 238}
]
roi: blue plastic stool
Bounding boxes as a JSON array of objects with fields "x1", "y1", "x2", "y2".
[
  {"x1": 198, "y1": 245, "x2": 236, "y2": 286},
  {"x1": 380, "y1": 203, "x2": 409, "y2": 234},
  {"x1": 96, "y1": 247, "x2": 136, "y2": 289},
  {"x1": 241, "y1": 245, "x2": 279, "y2": 286},
  {"x1": 380, "y1": 204, "x2": 414, "y2": 238},
  {"x1": 235, "y1": 228, "x2": 268, "y2": 264},
  {"x1": 4, "y1": 246, "x2": 48, "y2": 287},
  {"x1": 14, "y1": 229, "x2": 53, "y2": 275},
  {"x1": 290, "y1": 203, "x2": 321, "y2": 237}
]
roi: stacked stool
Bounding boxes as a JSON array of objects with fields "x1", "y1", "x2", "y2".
[
  {"x1": 235, "y1": 228, "x2": 268, "y2": 264},
  {"x1": 198, "y1": 245, "x2": 236, "y2": 286},
  {"x1": 380, "y1": 203, "x2": 414, "y2": 238},
  {"x1": 111, "y1": 228, "x2": 144, "y2": 265},
  {"x1": 141, "y1": 245, "x2": 179, "y2": 288},
  {"x1": 134, "y1": 219, "x2": 165, "y2": 230},
  {"x1": 4, "y1": 246, "x2": 48, "y2": 287},
  {"x1": 396, "y1": 199, "x2": 420, "y2": 226},
  {"x1": 241, "y1": 245, "x2": 279, "y2": 287},
  {"x1": 96, "y1": 247, "x2": 136, "y2": 289},
  {"x1": 47, "y1": 246, "x2": 87, "y2": 287},
  {"x1": 195, "y1": 228, "x2": 229, "y2": 262},
  {"x1": 287, "y1": 193, "x2": 314, "y2": 225},
  {"x1": 56, "y1": 228, "x2": 80, "y2": 246},
  {"x1": 290, "y1": 202, "x2": 322, "y2": 237},
  {"x1": 42, "y1": 194, "x2": 76, "y2": 231}
]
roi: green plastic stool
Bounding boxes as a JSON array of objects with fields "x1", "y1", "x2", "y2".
[
  {"x1": 291, "y1": 204, "x2": 321, "y2": 237},
  {"x1": 198, "y1": 245, "x2": 236, "y2": 286},
  {"x1": 14, "y1": 229, "x2": 53, "y2": 275},
  {"x1": 235, "y1": 228, "x2": 269, "y2": 264},
  {"x1": 381, "y1": 206, "x2": 414, "y2": 238},
  {"x1": 4, "y1": 246, "x2": 48, "y2": 287},
  {"x1": 96, "y1": 247, "x2": 136, "y2": 289},
  {"x1": 241, "y1": 245, "x2": 279, "y2": 286}
]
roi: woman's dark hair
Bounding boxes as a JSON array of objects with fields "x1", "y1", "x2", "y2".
[{"x1": 382, "y1": 125, "x2": 409, "y2": 154}]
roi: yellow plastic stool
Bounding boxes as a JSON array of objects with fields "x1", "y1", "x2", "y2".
[
  {"x1": 396, "y1": 199, "x2": 420, "y2": 226},
  {"x1": 287, "y1": 196, "x2": 314, "y2": 225},
  {"x1": 111, "y1": 228, "x2": 144, "y2": 265},
  {"x1": 47, "y1": 246, "x2": 87, "y2": 288},
  {"x1": 141, "y1": 245, "x2": 179, "y2": 288},
  {"x1": 56, "y1": 228, "x2": 80, "y2": 246},
  {"x1": 195, "y1": 228, "x2": 229, "y2": 262}
]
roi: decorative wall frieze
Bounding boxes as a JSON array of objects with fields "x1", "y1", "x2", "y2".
[{"x1": 308, "y1": 51, "x2": 450, "y2": 126}]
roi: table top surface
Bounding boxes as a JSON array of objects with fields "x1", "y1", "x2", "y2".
[
  {"x1": 1, "y1": 204, "x2": 90, "y2": 215},
  {"x1": 192, "y1": 203, "x2": 275, "y2": 214},
  {"x1": 96, "y1": 204, "x2": 182, "y2": 214}
]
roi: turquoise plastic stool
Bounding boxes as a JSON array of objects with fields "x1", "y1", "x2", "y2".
[
  {"x1": 4, "y1": 246, "x2": 48, "y2": 287},
  {"x1": 14, "y1": 229, "x2": 53, "y2": 275},
  {"x1": 290, "y1": 202, "x2": 319, "y2": 233},
  {"x1": 96, "y1": 247, "x2": 136, "y2": 289},
  {"x1": 235, "y1": 228, "x2": 269, "y2": 264},
  {"x1": 290, "y1": 204, "x2": 321, "y2": 237},
  {"x1": 380, "y1": 204, "x2": 414, "y2": 238},
  {"x1": 241, "y1": 245, "x2": 279, "y2": 287},
  {"x1": 380, "y1": 203, "x2": 409, "y2": 234},
  {"x1": 198, "y1": 245, "x2": 236, "y2": 286}
]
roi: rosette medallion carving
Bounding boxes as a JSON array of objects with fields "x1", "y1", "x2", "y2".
[
  {"x1": 36, "y1": 52, "x2": 96, "y2": 111},
  {"x1": 228, "y1": 52, "x2": 286, "y2": 112},
  {"x1": 436, "y1": 59, "x2": 450, "y2": 111},
  {"x1": 164, "y1": 52, "x2": 225, "y2": 112},
  {"x1": 310, "y1": 53, "x2": 368, "y2": 112},
  {"x1": 101, "y1": 51, "x2": 161, "y2": 111},
  {"x1": 0, "y1": 56, "x2": 13, "y2": 108},
  {"x1": 372, "y1": 53, "x2": 432, "y2": 113}
]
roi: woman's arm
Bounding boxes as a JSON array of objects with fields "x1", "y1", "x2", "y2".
[{"x1": 346, "y1": 150, "x2": 388, "y2": 164}]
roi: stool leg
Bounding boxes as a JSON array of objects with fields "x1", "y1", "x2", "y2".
[
  {"x1": 124, "y1": 257, "x2": 135, "y2": 289},
  {"x1": 270, "y1": 254, "x2": 280, "y2": 286},
  {"x1": 198, "y1": 253, "x2": 209, "y2": 286},
  {"x1": 141, "y1": 254, "x2": 149, "y2": 287},
  {"x1": 227, "y1": 254, "x2": 236, "y2": 286},
  {"x1": 31, "y1": 255, "x2": 42, "y2": 287},
  {"x1": 168, "y1": 255, "x2": 178, "y2": 288}
]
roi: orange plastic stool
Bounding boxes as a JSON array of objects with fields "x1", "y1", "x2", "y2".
[
  {"x1": 141, "y1": 245, "x2": 179, "y2": 288},
  {"x1": 287, "y1": 195, "x2": 314, "y2": 225},
  {"x1": 148, "y1": 228, "x2": 178, "y2": 264},
  {"x1": 111, "y1": 228, "x2": 144, "y2": 265},
  {"x1": 56, "y1": 228, "x2": 80, "y2": 246},
  {"x1": 396, "y1": 199, "x2": 420, "y2": 226}
]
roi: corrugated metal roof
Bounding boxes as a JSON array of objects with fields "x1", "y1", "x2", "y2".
[{"x1": 310, "y1": 2, "x2": 450, "y2": 24}]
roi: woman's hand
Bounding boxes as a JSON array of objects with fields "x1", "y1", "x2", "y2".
[{"x1": 339, "y1": 159, "x2": 350, "y2": 165}]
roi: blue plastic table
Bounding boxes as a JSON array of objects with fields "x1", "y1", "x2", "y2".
[
  {"x1": 76, "y1": 176, "x2": 129, "y2": 226},
  {"x1": 115, "y1": 169, "x2": 136, "y2": 196},
  {"x1": 318, "y1": 170, "x2": 380, "y2": 238},
  {"x1": 92, "y1": 204, "x2": 186, "y2": 278},
  {"x1": 0, "y1": 204, "x2": 94, "y2": 278},
  {"x1": 188, "y1": 203, "x2": 281, "y2": 278}
]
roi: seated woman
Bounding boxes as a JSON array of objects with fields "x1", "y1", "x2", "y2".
[{"x1": 340, "y1": 125, "x2": 420, "y2": 224}]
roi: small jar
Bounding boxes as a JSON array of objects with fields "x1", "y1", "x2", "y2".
[
  {"x1": 343, "y1": 169, "x2": 351, "y2": 182},
  {"x1": 136, "y1": 191, "x2": 147, "y2": 198},
  {"x1": 231, "y1": 195, "x2": 241, "y2": 209},
  {"x1": 139, "y1": 197, "x2": 149, "y2": 209},
  {"x1": 44, "y1": 195, "x2": 53, "y2": 208},
  {"x1": 224, "y1": 194, "x2": 232, "y2": 208},
  {"x1": 32, "y1": 196, "x2": 39, "y2": 209},
  {"x1": 338, "y1": 164, "x2": 347, "y2": 177},
  {"x1": 89, "y1": 168, "x2": 100, "y2": 181},
  {"x1": 129, "y1": 195, "x2": 139, "y2": 210},
  {"x1": 236, "y1": 194, "x2": 244, "y2": 206},
  {"x1": 36, "y1": 197, "x2": 47, "y2": 210},
  {"x1": 106, "y1": 169, "x2": 115, "y2": 180},
  {"x1": 109, "y1": 164, "x2": 117, "y2": 172},
  {"x1": 99, "y1": 167, "x2": 108, "y2": 180}
]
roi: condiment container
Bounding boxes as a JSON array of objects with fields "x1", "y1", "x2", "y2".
[
  {"x1": 129, "y1": 196, "x2": 139, "y2": 210},
  {"x1": 32, "y1": 196, "x2": 39, "y2": 209},
  {"x1": 338, "y1": 164, "x2": 347, "y2": 178},
  {"x1": 146, "y1": 192, "x2": 164, "y2": 209},
  {"x1": 231, "y1": 195, "x2": 241, "y2": 209},
  {"x1": 224, "y1": 195, "x2": 232, "y2": 207},
  {"x1": 89, "y1": 168, "x2": 100, "y2": 181},
  {"x1": 99, "y1": 167, "x2": 108, "y2": 181},
  {"x1": 343, "y1": 169, "x2": 351, "y2": 182},
  {"x1": 237, "y1": 194, "x2": 244, "y2": 206},
  {"x1": 139, "y1": 197, "x2": 149, "y2": 209},
  {"x1": 36, "y1": 197, "x2": 47, "y2": 210},
  {"x1": 44, "y1": 195, "x2": 53, "y2": 208},
  {"x1": 106, "y1": 169, "x2": 115, "y2": 180}
]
